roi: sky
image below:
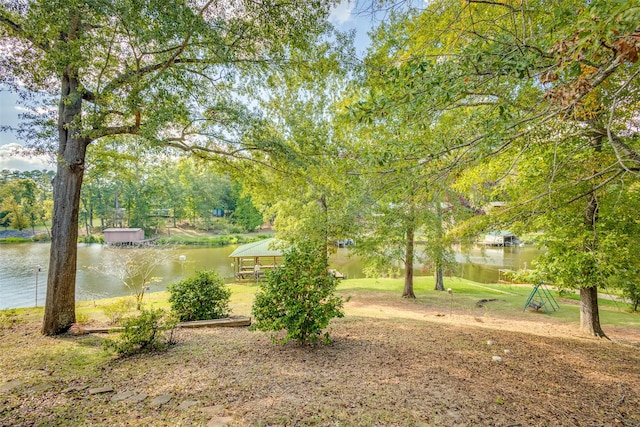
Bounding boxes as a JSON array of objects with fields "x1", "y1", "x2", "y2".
[{"x1": 0, "y1": 0, "x2": 375, "y2": 172}]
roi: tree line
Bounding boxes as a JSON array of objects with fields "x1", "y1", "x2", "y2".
[
  {"x1": 0, "y1": 169, "x2": 54, "y2": 234},
  {"x1": 0, "y1": 160, "x2": 263, "y2": 236}
]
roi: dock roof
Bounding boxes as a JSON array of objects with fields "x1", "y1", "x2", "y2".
[{"x1": 228, "y1": 238, "x2": 284, "y2": 258}]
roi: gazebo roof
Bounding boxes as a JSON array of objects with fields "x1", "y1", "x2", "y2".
[
  {"x1": 486, "y1": 230, "x2": 515, "y2": 237},
  {"x1": 228, "y1": 238, "x2": 284, "y2": 258}
]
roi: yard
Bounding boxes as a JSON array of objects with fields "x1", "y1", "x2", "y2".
[{"x1": 1, "y1": 277, "x2": 639, "y2": 426}]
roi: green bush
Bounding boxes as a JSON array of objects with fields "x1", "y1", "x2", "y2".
[
  {"x1": 104, "y1": 308, "x2": 177, "y2": 357},
  {"x1": 251, "y1": 242, "x2": 345, "y2": 346},
  {"x1": 168, "y1": 270, "x2": 231, "y2": 321},
  {"x1": 31, "y1": 233, "x2": 51, "y2": 242},
  {"x1": 102, "y1": 297, "x2": 135, "y2": 325},
  {"x1": 78, "y1": 235, "x2": 103, "y2": 244},
  {"x1": 75, "y1": 312, "x2": 89, "y2": 324}
]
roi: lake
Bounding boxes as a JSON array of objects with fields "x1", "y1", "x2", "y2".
[{"x1": 0, "y1": 243, "x2": 543, "y2": 310}]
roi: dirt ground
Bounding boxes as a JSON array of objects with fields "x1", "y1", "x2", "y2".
[{"x1": 1, "y1": 296, "x2": 640, "y2": 426}]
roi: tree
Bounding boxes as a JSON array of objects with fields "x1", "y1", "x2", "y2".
[
  {"x1": 240, "y1": 32, "x2": 358, "y2": 251},
  {"x1": 177, "y1": 159, "x2": 234, "y2": 230},
  {"x1": 0, "y1": 171, "x2": 54, "y2": 234},
  {"x1": 344, "y1": 12, "x2": 469, "y2": 298},
  {"x1": 1, "y1": 0, "x2": 337, "y2": 334},
  {"x1": 90, "y1": 245, "x2": 170, "y2": 310},
  {"x1": 231, "y1": 190, "x2": 263, "y2": 232},
  {"x1": 0, "y1": 179, "x2": 41, "y2": 231},
  {"x1": 0, "y1": 194, "x2": 28, "y2": 230},
  {"x1": 357, "y1": 0, "x2": 640, "y2": 336}
]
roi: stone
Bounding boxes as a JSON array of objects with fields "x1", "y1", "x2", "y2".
[
  {"x1": 208, "y1": 416, "x2": 233, "y2": 427},
  {"x1": 504, "y1": 349, "x2": 511, "y2": 355},
  {"x1": 0, "y1": 380, "x2": 23, "y2": 393},
  {"x1": 111, "y1": 391, "x2": 135, "y2": 402},
  {"x1": 492, "y1": 356, "x2": 503, "y2": 363},
  {"x1": 486, "y1": 340, "x2": 494, "y2": 346},
  {"x1": 200, "y1": 406, "x2": 224, "y2": 417},
  {"x1": 88, "y1": 386, "x2": 114, "y2": 395},
  {"x1": 150, "y1": 394, "x2": 172, "y2": 407},
  {"x1": 62, "y1": 385, "x2": 89, "y2": 393},
  {"x1": 178, "y1": 400, "x2": 200, "y2": 410},
  {"x1": 29, "y1": 384, "x2": 52, "y2": 393},
  {"x1": 127, "y1": 393, "x2": 148, "y2": 404}
]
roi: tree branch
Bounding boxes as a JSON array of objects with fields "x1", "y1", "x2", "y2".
[
  {"x1": 0, "y1": 10, "x2": 48, "y2": 51},
  {"x1": 466, "y1": 0, "x2": 520, "y2": 12}
]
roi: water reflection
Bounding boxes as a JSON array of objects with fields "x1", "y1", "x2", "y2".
[{"x1": 0, "y1": 243, "x2": 543, "y2": 309}]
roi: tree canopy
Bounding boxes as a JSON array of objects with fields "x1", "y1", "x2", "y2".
[
  {"x1": 2, "y1": 0, "x2": 639, "y2": 338},
  {"x1": 1, "y1": 0, "x2": 339, "y2": 334},
  {"x1": 351, "y1": 0, "x2": 640, "y2": 336}
]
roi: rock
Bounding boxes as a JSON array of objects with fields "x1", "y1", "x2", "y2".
[
  {"x1": 127, "y1": 393, "x2": 148, "y2": 404},
  {"x1": 29, "y1": 384, "x2": 52, "y2": 393},
  {"x1": 200, "y1": 405, "x2": 225, "y2": 417},
  {"x1": 178, "y1": 400, "x2": 200, "y2": 410},
  {"x1": 62, "y1": 385, "x2": 89, "y2": 393},
  {"x1": 88, "y1": 386, "x2": 114, "y2": 395},
  {"x1": 0, "y1": 380, "x2": 23, "y2": 393},
  {"x1": 111, "y1": 391, "x2": 135, "y2": 402},
  {"x1": 208, "y1": 416, "x2": 233, "y2": 427},
  {"x1": 504, "y1": 349, "x2": 511, "y2": 355},
  {"x1": 150, "y1": 394, "x2": 172, "y2": 407},
  {"x1": 492, "y1": 356, "x2": 503, "y2": 362},
  {"x1": 487, "y1": 340, "x2": 494, "y2": 346}
]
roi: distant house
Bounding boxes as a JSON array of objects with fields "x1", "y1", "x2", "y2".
[
  {"x1": 481, "y1": 231, "x2": 521, "y2": 247},
  {"x1": 103, "y1": 228, "x2": 145, "y2": 244}
]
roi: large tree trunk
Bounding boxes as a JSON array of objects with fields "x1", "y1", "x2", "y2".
[
  {"x1": 434, "y1": 198, "x2": 445, "y2": 291},
  {"x1": 42, "y1": 63, "x2": 88, "y2": 335},
  {"x1": 434, "y1": 266, "x2": 445, "y2": 291},
  {"x1": 579, "y1": 132, "x2": 606, "y2": 338},
  {"x1": 580, "y1": 287, "x2": 606, "y2": 337},
  {"x1": 580, "y1": 193, "x2": 606, "y2": 337},
  {"x1": 403, "y1": 224, "x2": 416, "y2": 298}
]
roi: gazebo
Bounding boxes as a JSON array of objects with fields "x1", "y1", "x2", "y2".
[{"x1": 228, "y1": 238, "x2": 284, "y2": 280}]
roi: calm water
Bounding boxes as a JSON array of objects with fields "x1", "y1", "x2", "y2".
[{"x1": 0, "y1": 243, "x2": 542, "y2": 309}]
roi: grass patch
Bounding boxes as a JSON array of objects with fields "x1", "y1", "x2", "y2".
[
  {"x1": 0, "y1": 237, "x2": 33, "y2": 243},
  {"x1": 335, "y1": 276, "x2": 640, "y2": 328},
  {"x1": 156, "y1": 234, "x2": 268, "y2": 246},
  {"x1": 8, "y1": 276, "x2": 640, "y2": 330}
]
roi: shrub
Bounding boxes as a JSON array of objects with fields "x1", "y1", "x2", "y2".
[
  {"x1": 103, "y1": 308, "x2": 177, "y2": 357},
  {"x1": 251, "y1": 242, "x2": 345, "y2": 346},
  {"x1": 31, "y1": 233, "x2": 51, "y2": 242},
  {"x1": 102, "y1": 297, "x2": 135, "y2": 325},
  {"x1": 75, "y1": 312, "x2": 89, "y2": 324},
  {"x1": 78, "y1": 234, "x2": 103, "y2": 244},
  {"x1": 168, "y1": 270, "x2": 231, "y2": 321}
]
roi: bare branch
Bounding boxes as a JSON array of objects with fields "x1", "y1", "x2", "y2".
[{"x1": 466, "y1": 0, "x2": 520, "y2": 12}]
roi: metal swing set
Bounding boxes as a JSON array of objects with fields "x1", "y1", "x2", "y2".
[{"x1": 523, "y1": 282, "x2": 560, "y2": 314}]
